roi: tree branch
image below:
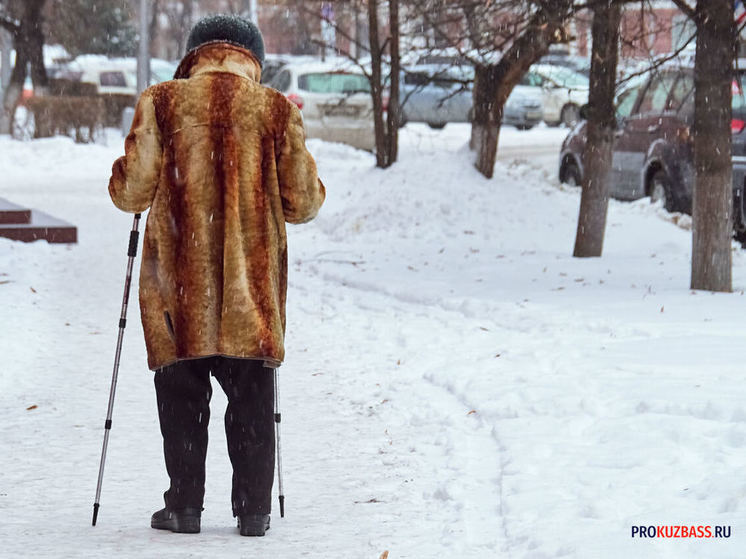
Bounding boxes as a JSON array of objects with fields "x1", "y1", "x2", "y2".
[
  {"x1": 0, "y1": 8, "x2": 21, "y2": 34},
  {"x1": 670, "y1": 0, "x2": 696, "y2": 21}
]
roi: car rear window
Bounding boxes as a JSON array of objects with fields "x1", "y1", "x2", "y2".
[
  {"x1": 100, "y1": 71, "x2": 126, "y2": 87},
  {"x1": 669, "y1": 74, "x2": 693, "y2": 110},
  {"x1": 537, "y1": 67, "x2": 589, "y2": 88},
  {"x1": 298, "y1": 72, "x2": 371, "y2": 94},
  {"x1": 404, "y1": 71, "x2": 457, "y2": 88},
  {"x1": 637, "y1": 74, "x2": 678, "y2": 114}
]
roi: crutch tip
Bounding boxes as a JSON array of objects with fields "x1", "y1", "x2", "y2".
[
  {"x1": 92, "y1": 503, "x2": 100, "y2": 526},
  {"x1": 279, "y1": 495, "x2": 285, "y2": 518}
]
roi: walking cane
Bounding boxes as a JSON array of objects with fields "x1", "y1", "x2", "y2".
[
  {"x1": 274, "y1": 368, "x2": 285, "y2": 517},
  {"x1": 92, "y1": 213, "x2": 142, "y2": 526}
]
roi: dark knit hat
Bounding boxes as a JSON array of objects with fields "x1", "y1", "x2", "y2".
[{"x1": 185, "y1": 15, "x2": 265, "y2": 67}]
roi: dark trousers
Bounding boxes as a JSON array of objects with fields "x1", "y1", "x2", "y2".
[{"x1": 154, "y1": 356, "x2": 275, "y2": 516}]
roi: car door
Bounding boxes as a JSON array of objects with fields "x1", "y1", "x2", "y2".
[
  {"x1": 439, "y1": 67, "x2": 473, "y2": 122},
  {"x1": 609, "y1": 82, "x2": 644, "y2": 194},
  {"x1": 612, "y1": 72, "x2": 679, "y2": 199},
  {"x1": 520, "y1": 71, "x2": 557, "y2": 123},
  {"x1": 401, "y1": 70, "x2": 434, "y2": 122},
  {"x1": 297, "y1": 71, "x2": 374, "y2": 150}
]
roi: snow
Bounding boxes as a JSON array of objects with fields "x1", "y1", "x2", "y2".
[{"x1": 1, "y1": 122, "x2": 745, "y2": 558}]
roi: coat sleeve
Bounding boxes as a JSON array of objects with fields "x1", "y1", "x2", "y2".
[
  {"x1": 108, "y1": 89, "x2": 163, "y2": 213},
  {"x1": 276, "y1": 104, "x2": 326, "y2": 224}
]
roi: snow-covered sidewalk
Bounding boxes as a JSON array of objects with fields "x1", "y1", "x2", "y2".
[{"x1": 1, "y1": 124, "x2": 745, "y2": 558}]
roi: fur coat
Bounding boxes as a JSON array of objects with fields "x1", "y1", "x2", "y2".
[{"x1": 109, "y1": 42, "x2": 325, "y2": 370}]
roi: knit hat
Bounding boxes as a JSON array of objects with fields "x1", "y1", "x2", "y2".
[{"x1": 185, "y1": 15, "x2": 265, "y2": 67}]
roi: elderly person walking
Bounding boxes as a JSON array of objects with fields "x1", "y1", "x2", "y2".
[{"x1": 108, "y1": 15, "x2": 325, "y2": 536}]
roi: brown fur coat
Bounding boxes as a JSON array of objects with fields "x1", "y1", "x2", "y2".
[{"x1": 109, "y1": 43, "x2": 325, "y2": 370}]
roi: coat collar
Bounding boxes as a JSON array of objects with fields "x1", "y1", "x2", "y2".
[{"x1": 174, "y1": 42, "x2": 262, "y2": 82}]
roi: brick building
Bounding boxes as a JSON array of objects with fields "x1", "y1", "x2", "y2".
[{"x1": 572, "y1": 1, "x2": 695, "y2": 59}]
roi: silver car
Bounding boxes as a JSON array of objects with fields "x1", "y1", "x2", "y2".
[
  {"x1": 399, "y1": 64, "x2": 543, "y2": 130},
  {"x1": 268, "y1": 61, "x2": 375, "y2": 151}
]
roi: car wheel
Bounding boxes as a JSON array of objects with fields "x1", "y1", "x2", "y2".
[
  {"x1": 515, "y1": 124, "x2": 534, "y2": 131},
  {"x1": 561, "y1": 104, "x2": 580, "y2": 127},
  {"x1": 427, "y1": 122, "x2": 447, "y2": 130},
  {"x1": 649, "y1": 170, "x2": 675, "y2": 212},
  {"x1": 561, "y1": 161, "x2": 581, "y2": 187}
]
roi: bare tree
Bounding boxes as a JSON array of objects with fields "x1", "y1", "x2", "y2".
[
  {"x1": 0, "y1": 0, "x2": 48, "y2": 135},
  {"x1": 411, "y1": 0, "x2": 575, "y2": 178},
  {"x1": 368, "y1": 0, "x2": 401, "y2": 167},
  {"x1": 150, "y1": 0, "x2": 195, "y2": 59},
  {"x1": 671, "y1": 0, "x2": 734, "y2": 291},
  {"x1": 298, "y1": 0, "x2": 402, "y2": 168},
  {"x1": 690, "y1": 0, "x2": 734, "y2": 291},
  {"x1": 573, "y1": 0, "x2": 622, "y2": 257}
]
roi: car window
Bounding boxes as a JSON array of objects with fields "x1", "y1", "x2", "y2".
[
  {"x1": 637, "y1": 74, "x2": 678, "y2": 114},
  {"x1": 537, "y1": 67, "x2": 589, "y2": 89},
  {"x1": 404, "y1": 71, "x2": 431, "y2": 87},
  {"x1": 616, "y1": 84, "x2": 643, "y2": 118},
  {"x1": 669, "y1": 74, "x2": 694, "y2": 110},
  {"x1": 298, "y1": 72, "x2": 371, "y2": 94},
  {"x1": 520, "y1": 72, "x2": 543, "y2": 87},
  {"x1": 261, "y1": 61, "x2": 286, "y2": 85},
  {"x1": 271, "y1": 69, "x2": 292, "y2": 93},
  {"x1": 416, "y1": 54, "x2": 470, "y2": 66},
  {"x1": 100, "y1": 71, "x2": 126, "y2": 87}
]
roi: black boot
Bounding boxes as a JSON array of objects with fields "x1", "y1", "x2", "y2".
[
  {"x1": 238, "y1": 514, "x2": 270, "y2": 536},
  {"x1": 151, "y1": 507, "x2": 201, "y2": 534}
]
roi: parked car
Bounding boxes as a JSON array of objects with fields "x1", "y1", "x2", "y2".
[
  {"x1": 521, "y1": 64, "x2": 590, "y2": 126},
  {"x1": 261, "y1": 54, "x2": 318, "y2": 85},
  {"x1": 538, "y1": 54, "x2": 591, "y2": 76},
  {"x1": 268, "y1": 61, "x2": 375, "y2": 151},
  {"x1": 57, "y1": 56, "x2": 177, "y2": 95},
  {"x1": 558, "y1": 64, "x2": 746, "y2": 235},
  {"x1": 399, "y1": 64, "x2": 543, "y2": 130}
]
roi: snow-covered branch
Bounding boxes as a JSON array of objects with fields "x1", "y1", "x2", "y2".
[{"x1": 0, "y1": 6, "x2": 21, "y2": 33}]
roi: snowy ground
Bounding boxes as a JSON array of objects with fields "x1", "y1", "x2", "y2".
[{"x1": 1, "y1": 123, "x2": 746, "y2": 558}]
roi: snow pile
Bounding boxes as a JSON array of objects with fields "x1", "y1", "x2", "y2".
[{"x1": 1, "y1": 124, "x2": 745, "y2": 558}]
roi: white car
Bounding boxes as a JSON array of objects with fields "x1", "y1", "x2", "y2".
[
  {"x1": 58, "y1": 56, "x2": 177, "y2": 95},
  {"x1": 268, "y1": 62, "x2": 375, "y2": 151},
  {"x1": 522, "y1": 64, "x2": 589, "y2": 126}
]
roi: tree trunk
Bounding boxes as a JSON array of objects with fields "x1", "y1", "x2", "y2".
[
  {"x1": 149, "y1": 0, "x2": 161, "y2": 57},
  {"x1": 1, "y1": 29, "x2": 11, "y2": 92},
  {"x1": 691, "y1": 0, "x2": 734, "y2": 292},
  {"x1": 26, "y1": 0, "x2": 48, "y2": 96},
  {"x1": 573, "y1": 1, "x2": 621, "y2": 257},
  {"x1": 367, "y1": 0, "x2": 398, "y2": 169},
  {"x1": 367, "y1": 0, "x2": 387, "y2": 167},
  {"x1": 470, "y1": 14, "x2": 569, "y2": 178},
  {"x1": 0, "y1": 0, "x2": 47, "y2": 135},
  {"x1": 471, "y1": 64, "x2": 501, "y2": 178},
  {"x1": 384, "y1": 0, "x2": 400, "y2": 166},
  {"x1": 0, "y1": 50, "x2": 24, "y2": 135}
]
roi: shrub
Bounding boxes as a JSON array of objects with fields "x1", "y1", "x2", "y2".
[
  {"x1": 25, "y1": 96, "x2": 106, "y2": 143},
  {"x1": 100, "y1": 93, "x2": 136, "y2": 127}
]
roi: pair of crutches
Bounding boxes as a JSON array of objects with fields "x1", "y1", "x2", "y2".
[{"x1": 92, "y1": 213, "x2": 285, "y2": 525}]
